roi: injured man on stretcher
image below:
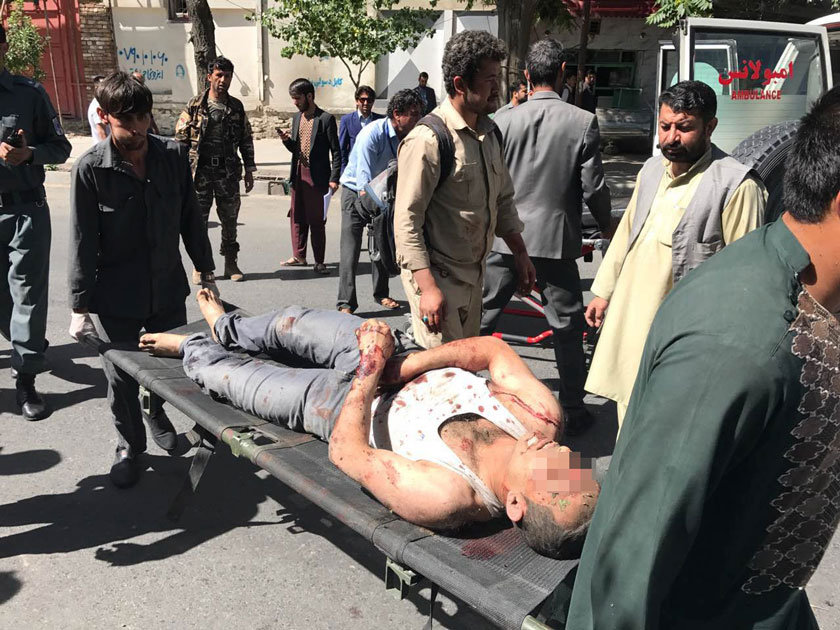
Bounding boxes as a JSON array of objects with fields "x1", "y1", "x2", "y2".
[{"x1": 139, "y1": 290, "x2": 600, "y2": 559}]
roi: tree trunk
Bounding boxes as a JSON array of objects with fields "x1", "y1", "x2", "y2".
[
  {"x1": 575, "y1": 0, "x2": 591, "y2": 107},
  {"x1": 186, "y1": 0, "x2": 217, "y2": 94},
  {"x1": 496, "y1": 0, "x2": 537, "y2": 98}
]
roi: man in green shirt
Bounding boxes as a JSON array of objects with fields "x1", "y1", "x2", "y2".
[{"x1": 563, "y1": 87, "x2": 840, "y2": 629}]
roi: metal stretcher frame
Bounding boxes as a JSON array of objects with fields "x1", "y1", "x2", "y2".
[{"x1": 86, "y1": 317, "x2": 578, "y2": 630}]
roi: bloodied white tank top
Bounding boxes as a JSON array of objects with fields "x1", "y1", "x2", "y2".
[{"x1": 369, "y1": 368, "x2": 527, "y2": 517}]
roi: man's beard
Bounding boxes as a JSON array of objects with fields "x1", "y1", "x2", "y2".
[
  {"x1": 116, "y1": 134, "x2": 147, "y2": 152},
  {"x1": 661, "y1": 142, "x2": 705, "y2": 164}
]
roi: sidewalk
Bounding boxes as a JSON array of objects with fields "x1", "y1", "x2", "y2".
[{"x1": 61, "y1": 133, "x2": 644, "y2": 203}]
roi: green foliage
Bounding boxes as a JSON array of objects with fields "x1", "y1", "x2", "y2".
[
  {"x1": 257, "y1": 0, "x2": 439, "y2": 89},
  {"x1": 4, "y1": 0, "x2": 46, "y2": 80},
  {"x1": 646, "y1": 0, "x2": 713, "y2": 28}
]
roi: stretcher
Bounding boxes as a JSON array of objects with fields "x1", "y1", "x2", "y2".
[{"x1": 86, "y1": 315, "x2": 578, "y2": 630}]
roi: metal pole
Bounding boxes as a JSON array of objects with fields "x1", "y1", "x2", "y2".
[{"x1": 41, "y1": 0, "x2": 63, "y2": 124}]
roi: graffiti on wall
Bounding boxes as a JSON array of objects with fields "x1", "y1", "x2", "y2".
[
  {"x1": 311, "y1": 77, "x2": 343, "y2": 88},
  {"x1": 118, "y1": 47, "x2": 170, "y2": 82}
]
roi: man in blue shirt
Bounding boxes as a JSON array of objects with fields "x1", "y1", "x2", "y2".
[
  {"x1": 338, "y1": 85, "x2": 382, "y2": 175},
  {"x1": 337, "y1": 89, "x2": 422, "y2": 313}
]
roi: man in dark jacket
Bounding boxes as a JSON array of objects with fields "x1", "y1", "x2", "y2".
[
  {"x1": 279, "y1": 78, "x2": 340, "y2": 274},
  {"x1": 68, "y1": 72, "x2": 216, "y2": 488},
  {"x1": 175, "y1": 57, "x2": 256, "y2": 282},
  {"x1": 338, "y1": 84, "x2": 382, "y2": 175},
  {"x1": 415, "y1": 71, "x2": 437, "y2": 116}
]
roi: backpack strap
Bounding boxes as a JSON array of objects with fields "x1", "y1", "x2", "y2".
[{"x1": 417, "y1": 113, "x2": 455, "y2": 188}]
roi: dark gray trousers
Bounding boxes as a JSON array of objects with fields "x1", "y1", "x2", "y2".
[
  {"x1": 96, "y1": 306, "x2": 187, "y2": 454},
  {"x1": 481, "y1": 252, "x2": 587, "y2": 411},
  {"x1": 336, "y1": 185, "x2": 390, "y2": 311},
  {"x1": 0, "y1": 201, "x2": 51, "y2": 375},
  {"x1": 181, "y1": 306, "x2": 416, "y2": 441}
]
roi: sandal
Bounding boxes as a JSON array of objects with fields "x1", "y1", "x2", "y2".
[
  {"x1": 378, "y1": 297, "x2": 400, "y2": 310},
  {"x1": 281, "y1": 257, "x2": 307, "y2": 266},
  {"x1": 338, "y1": 306, "x2": 353, "y2": 314},
  {"x1": 313, "y1": 263, "x2": 330, "y2": 275}
]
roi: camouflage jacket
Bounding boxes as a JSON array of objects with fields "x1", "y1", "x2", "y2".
[{"x1": 174, "y1": 89, "x2": 256, "y2": 177}]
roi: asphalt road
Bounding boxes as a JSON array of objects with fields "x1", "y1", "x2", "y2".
[{"x1": 0, "y1": 174, "x2": 837, "y2": 629}]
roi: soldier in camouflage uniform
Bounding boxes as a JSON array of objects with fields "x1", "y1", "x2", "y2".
[{"x1": 175, "y1": 57, "x2": 256, "y2": 282}]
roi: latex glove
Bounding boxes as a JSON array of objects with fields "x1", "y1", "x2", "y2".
[
  {"x1": 200, "y1": 272, "x2": 220, "y2": 298},
  {"x1": 69, "y1": 311, "x2": 97, "y2": 342}
]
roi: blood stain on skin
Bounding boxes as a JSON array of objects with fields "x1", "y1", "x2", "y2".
[
  {"x1": 460, "y1": 437, "x2": 473, "y2": 451},
  {"x1": 382, "y1": 460, "x2": 400, "y2": 486},
  {"x1": 497, "y1": 392, "x2": 560, "y2": 426},
  {"x1": 356, "y1": 347, "x2": 383, "y2": 378}
]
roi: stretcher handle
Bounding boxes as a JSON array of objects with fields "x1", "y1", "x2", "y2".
[{"x1": 581, "y1": 237, "x2": 610, "y2": 253}]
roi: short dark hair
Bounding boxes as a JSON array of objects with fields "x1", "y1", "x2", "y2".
[
  {"x1": 355, "y1": 85, "x2": 375, "y2": 101},
  {"x1": 783, "y1": 87, "x2": 840, "y2": 223},
  {"x1": 526, "y1": 39, "x2": 565, "y2": 87},
  {"x1": 515, "y1": 494, "x2": 597, "y2": 560},
  {"x1": 658, "y1": 80, "x2": 717, "y2": 123},
  {"x1": 442, "y1": 30, "x2": 507, "y2": 98},
  {"x1": 418, "y1": 71, "x2": 429, "y2": 80},
  {"x1": 289, "y1": 77, "x2": 315, "y2": 97},
  {"x1": 97, "y1": 71, "x2": 153, "y2": 116},
  {"x1": 387, "y1": 88, "x2": 422, "y2": 119},
  {"x1": 509, "y1": 78, "x2": 527, "y2": 98},
  {"x1": 92, "y1": 75, "x2": 105, "y2": 84},
  {"x1": 208, "y1": 56, "x2": 234, "y2": 74}
]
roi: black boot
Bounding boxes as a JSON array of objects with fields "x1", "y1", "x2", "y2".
[
  {"x1": 143, "y1": 408, "x2": 178, "y2": 452},
  {"x1": 14, "y1": 372, "x2": 51, "y2": 421},
  {"x1": 110, "y1": 447, "x2": 140, "y2": 488}
]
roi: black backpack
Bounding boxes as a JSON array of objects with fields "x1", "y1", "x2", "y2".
[{"x1": 359, "y1": 113, "x2": 502, "y2": 277}]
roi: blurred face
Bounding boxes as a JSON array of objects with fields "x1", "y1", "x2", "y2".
[
  {"x1": 658, "y1": 104, "x2": 716, "y2": 165},
  {"x1": 507, "y1": 434, "x2": 599, "y2": 529},
  {"x1": 567, "y1": 74, "x2": 578, "y2": 88},
  {"x1": 290, "y1": 90, "x2": 314, "y2": 113},
  {"x1": 586, "y1": 73, "x2": 596, "y2": 86},
  {"x1": 356, "y1": 91, "x2": 374, "y2": 117},
  {"x1": 418, "y1": 75, "x2": 428, "y2": 87},
  {"x1": 208, "y1": 68, "x2": 233, "y2": 97},
  {"x1": 105, "y1": 111, "x2": 150, "y2": 152},
  {"x1": 391, "y1": 104, "x2": 421, "y2": 140},
  {"x1": 513, "y1": 84, "x2": 528, "y2": 104},
  {"x1": 459, "y1": 59, "x2": 501, "y2": 116}
]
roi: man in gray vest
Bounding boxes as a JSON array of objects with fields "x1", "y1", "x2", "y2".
[
  {"x1": 585, "y1": 80, "x2": 766, "y2": 430},
  {"x1": 481, "y1": 39, "x2": 612, "y2": 436}
]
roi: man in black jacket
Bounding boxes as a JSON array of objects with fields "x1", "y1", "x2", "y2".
[
  {"x1": 68, "y1": 72, "x2": 216, "y2": 488},
  {"x1": 279, "y1": 78, "x2": 340, "y2": 274}
]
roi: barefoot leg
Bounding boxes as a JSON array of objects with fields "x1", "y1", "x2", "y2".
[
  {"x1": 139, "y1": 333, "x2": 188, "y2": 357},
  {"x1": 196, "y1": 288, "x2": 225, "y2": 341}
]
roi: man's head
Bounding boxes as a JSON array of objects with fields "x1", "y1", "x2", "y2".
[
  {"x1": 525, "y1": 39, "x2": 565, "y2": 91},
  {"x1": 585, "y1": 69, "x2": 596, "y2": 86},
  {"x1": 289, "y1": 78, "x2": 315, "y2": 113},
  {"x1": 657, "y1": 80, "x2": 718, "y2": 165},
  {"x1": 207, "y1": 57, "x2": 234, "y2": 98},
  {"x1": 386, "y1": 88, "x2": 422, "y2": 140},
  {"x1": 418, "y1": 72, "x2": 429, "y2": 88},
  {"x1": 510, "y1": 78, "x2": 528, "y2": 106},
  {"x1": 783, "y1": 86, "x2": 840, "y2": 225},
  {"x1": 564, "y1": 69, "x2": 578, "y2": 89},
  {"x1": 504, "y1": 434, "x2": 600, "y2": 559},
  {"x1": 355, "y1": 85, "x2": 375, "y2": 118},
  {"x1": 97, "y1": 71, "x2": 153, "y2": 152},
  {"x1": 442, "y1": 30, "x2": 507, "y2": 115}
]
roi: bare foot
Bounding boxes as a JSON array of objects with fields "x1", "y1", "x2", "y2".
[
  {"x1": 197, "y1": 288, "x2": 225, "y2": 341},
  {"x1": 139, "y1": 333, "x2": 187, "y2": 357}
]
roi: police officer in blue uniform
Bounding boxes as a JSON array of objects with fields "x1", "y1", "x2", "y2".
[{"x1": 0, "y1": 24, "x2": 72, "y2": 420}]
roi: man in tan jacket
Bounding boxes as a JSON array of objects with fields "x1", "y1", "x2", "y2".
[{"x1": 394, "y1": 30, "x2": 535, "y2": 348}]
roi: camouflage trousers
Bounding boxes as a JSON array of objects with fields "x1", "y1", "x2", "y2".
[{"x1": 194, "y1": 166, "x2": 242, "y2": 256}]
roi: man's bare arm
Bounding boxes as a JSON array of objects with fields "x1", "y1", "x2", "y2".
[
  {"x1": 328, "y1": 320, "x2": 474, "y2": 528},
  {"x1": 383, "y1": 336, "x2": 561, "y2": 438}
]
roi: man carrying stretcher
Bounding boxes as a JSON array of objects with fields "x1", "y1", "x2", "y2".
[{"x1": 140, "y1": 289, "x2": 599, "y2": 558}]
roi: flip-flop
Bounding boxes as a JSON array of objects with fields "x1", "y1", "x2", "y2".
[
  {"x1": 280, "y1": 257, "x2": 307, "y2": 267},
  {"x1": 379, "y1": 297, "x2": 400, "y2": 310}
]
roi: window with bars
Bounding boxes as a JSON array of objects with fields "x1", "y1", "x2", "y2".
[{"x1": 167, "y1": 0, "x2": 188, "y2": 22}]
